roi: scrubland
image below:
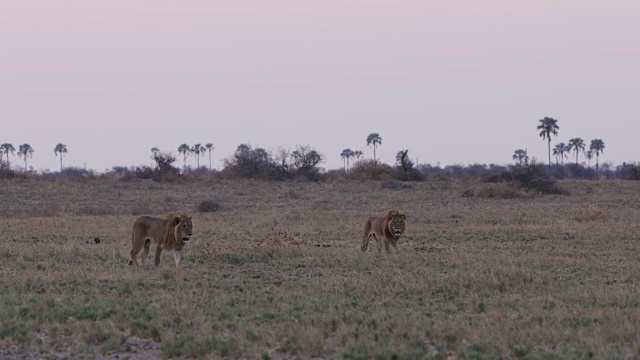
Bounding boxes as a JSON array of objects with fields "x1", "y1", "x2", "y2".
[{"x1": 1, "y1": 178, "x2": 639, "y2": 359}]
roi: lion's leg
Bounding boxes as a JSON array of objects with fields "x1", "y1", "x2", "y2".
[
  {"x1": 141, "y1": 239, "x2": 151, "y2": 265},
  {"x1": 383, "y1": 239, "x2": 392, "y2": 254},
  {"x1": 129, "y1": 249, "x2": 139, "y2": 266},
  {"x1": 361, "y1": 233, "x2": 370, "y2": 252},
  {"x1": 129, "y1": 238, "x2": 144, "y2": 266},
  {"x1": 373, "y1": 235, "x2": 383, "y2": 253},
  {"x1": 154, "y1": 246, "x2": 163, "y2": 267},
  {"x1": 362, "y1": 220, "x2": 371, "y2": 252},
  {"x1": 390, "y1": 239, "x2": 399, "y2": 254},
  {"x1": 173, "y1": 250, "x2": 182, "y2": 267}
]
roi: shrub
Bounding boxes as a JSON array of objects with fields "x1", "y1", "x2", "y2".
[
  {"x1": 198, "y1": 200, "x2": 222, "y2": 213},
  {"x1": 381, "y1": 180, "x2": 413, "y2": 190},
  {"x1": 563, "y1": 164, "x2": 596, "y2": 179},
  {"x1": 0, "y1": 161, "x2": 16, "y2": 180},
  {"x1": 393, "y1": 150, "x2": 424, "y2": 181},
  {"x1": 484, "y1": 160, "x2": 563, "y2": 195},
  {"x1": 223, "y1": 144, "x2": 282, "y2": 180},
  {"x1": 222, "y1": 144, "x2": 324, "y2": 181},
  {"x1": 474, "y1": 183, "x2": 536, "y2": 199},
  {"x1": 619, "y1": 162, "x2": 640, "y2": 180},
  {"x1": 348, "y1": 160, "x2": 393, "y2": 181},
  {"x1": 152, "y1": 151, "x2": 180, "y2": 180}
]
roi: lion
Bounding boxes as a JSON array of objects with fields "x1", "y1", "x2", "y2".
[
  {"x1": 129, "y1": 212, "x2": 193, "y2": 267},
  {"x1": 361, "y1": 210, "x2": 406, "y2": 254}
]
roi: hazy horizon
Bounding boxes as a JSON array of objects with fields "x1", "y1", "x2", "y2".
[{"x1": 2, "y1": 1, "x2": 639, "y2": 172}]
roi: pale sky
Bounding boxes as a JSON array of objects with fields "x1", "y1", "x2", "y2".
[{"x1": 2, "y1": 0, "x2": 639, "y2": 172}]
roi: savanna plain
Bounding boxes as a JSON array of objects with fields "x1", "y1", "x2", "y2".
[{"x1": 1, "y1": 177, "x2": 640, "y2": 359}]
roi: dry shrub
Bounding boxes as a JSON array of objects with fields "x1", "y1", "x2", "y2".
[
  {"x1": 461, "y1": 189, "x2": 476, "y2": 198},
  {"x1": 381, "y1": 180, "x2": 413, "y2": 190},
  {"x1": 256, "y1": 226, "x2": 305, "y2": 257},
  {"x1": 348, "y1": 160, "x2": 393, "y2": 181},
  {"x1": 325, "y1": 169, "x2": 347, "y2": 181},
  {"x1": 197, "y1": 200, "x2": 222, "y2": 213},
  {"x1": 474, "y1": 183, "x2": 537, "y2": 199},
  {"x1": 575, "y1": 205, "x2": 611, "y2": 222}
]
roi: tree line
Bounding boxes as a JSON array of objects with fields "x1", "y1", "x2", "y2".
[
  {"x1": 0, "y1": 143, "x2": 69, "y2": 171},
  {"x1": 513, "y1": 117, "x2": 605, "y2": 172},
  {"x1": 0, "y1": 124, "x2": 613, "y2": 180}
]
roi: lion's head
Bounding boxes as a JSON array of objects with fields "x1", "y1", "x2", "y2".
[
  {"x1": 166, "y1": 213, "x2": 193, "y2": 244},
  {"x1": 386, "y1": 210, "x2": 406, "y2": 237}
]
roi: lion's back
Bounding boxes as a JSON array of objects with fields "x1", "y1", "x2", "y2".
[
  {"x1": 365, "y1": 216, "x2": 388, "y2": 237},
  {"x1": 132, "y1": 216, "x2": 165, "y2": 242}
]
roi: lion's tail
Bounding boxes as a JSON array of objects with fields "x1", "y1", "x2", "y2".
[{"x1": 361, "y1": 219, "x2": 371, "y2": 252}]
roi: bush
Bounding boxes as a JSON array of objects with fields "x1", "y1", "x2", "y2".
[
  {"x1": 348, "y1": 160, "x2": 393, "y2": 181},
  {"x1": 484, "y1": 160, "x2": 563, "y2": 195},
  {"x1": 0, "y1": 161, "x2": 16, "y2": 179},
  {"x1": 222, "y1": 144, "x2": 324, "y2": 181},
  {"x1": 619, "y1": 163, "x2": 640, "y2": 180},
  {"x1": 474, "y1": 183, "x2": 536, "y2": 199},
  {"x1": 381, "y1": 180, "x2": 413, "y2": 190},
  {"x1": 563, "y1": 164, "x2": 596, "y2": 179},
  {"x1": 198, "y1": 200, "x2": 222, "y2": 213},
  {"x1": 62, "y1": 167, "x2": 93, "y2": 177}
]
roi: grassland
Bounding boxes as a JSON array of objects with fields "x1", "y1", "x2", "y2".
[{"x1": 1, "y1": 177, "x2": 640, "y2": 359}]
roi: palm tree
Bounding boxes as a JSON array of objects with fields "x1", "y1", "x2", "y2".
[
  {"x1": 353, "y1": 150, "x2": 363, "y2": 162},
  {"x1": 0, "y1": 143, "x2": 15, "y2": 167},
  {"x1": 17, "y1": 144, "x2": 34, "y2": 169},
  {"x1": 590, "y1": 139, "x2": 605, "y2": 173},
  {"x1": 537, "y1": 117, "x2": 559, "y2": 166},
  {"x1": 191, "y1": 144, "x2": 206, "y2": 169},
  {"x1": 54, "y1": 143, "x2": 67, "y2": 171},
  {"x1": 552, "y1": 142, "x2": 568, "y2": 166},
  {"x1": 567, "y1": 138, "x2": 585, "y2": 165},
  {"x1": 366, "y1": 133, "x2": 382, "y2": 162},
  {"x1": 177, "y1": 144, "x2": 190, "y2": 172},
  {"x1": 340, "y1": 149, "x2": 352, "y2": 172},
  {"x1": 512, "y1": 149, "x2": 528, "y2": 165},
  {"x1": 205, "y1": 143, "x2": 214, "y2": 171},
  {"x1": 585, "y1": 150, "x2": 593, "y2": 168},
  {"x1": 340, "y1": 149, "x2": 351, "y2": 172}
]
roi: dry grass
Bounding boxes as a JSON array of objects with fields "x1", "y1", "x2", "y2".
[{"x1": 1, "y1": 178, "x2": 640, "y2": 358}]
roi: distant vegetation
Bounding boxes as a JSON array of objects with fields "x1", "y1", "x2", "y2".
[{"x1": 0, "y1": 118, "x2": 618, "y2": 184}]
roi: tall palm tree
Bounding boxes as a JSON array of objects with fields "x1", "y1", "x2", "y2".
[
  {"x1": 366, "y1": 133, "x2": 382, "y2": 162},
  {"x1": 54, "y1": 143, "x2": 67, "y2": 171},
  {"x1": 347, "y1": 149, "x2": 355, "y2": 171},
  {"x1": 585, "y1": 150, "x2": 593, "y2": 168},
  {"x1": 340, "y1": 149, "x2": 355, "y2": 172},
  {"x1": 567, "y1": 138, "x2": 585, "y2": 165},
  {"x1": 177, "y1": 144, "x2": 190, "y2": 172},
  {"x1": 537, "y1": 117, "x2": 559, "y2": 166},
  {"x1": 0, "y1": 143, "x2": 15, "y2": 167},
  {"x1": 552, "y1": 142, "x2": 568, "y2": 166},
  {"x1": 512, "y1": 149, "x2": 528, "y2": 165},
  {"x1": 590, "y1": 139, "x2": 605, "y2": 173},
  {"x1": 17, "y1": 144, "x2": 34, "y2": 169},
  {"x1": 191, "y1": 144, "x2": 206, "y2": 169},
  {"x1": 205, "y1": 143, "x2": 214, "y2": 171},
  {"x1": 353, "y1": 150, "x2": 363, "y2": 161},
  {"x1": 340, "y1": 149, "x2": 352, "y2": 172}
]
